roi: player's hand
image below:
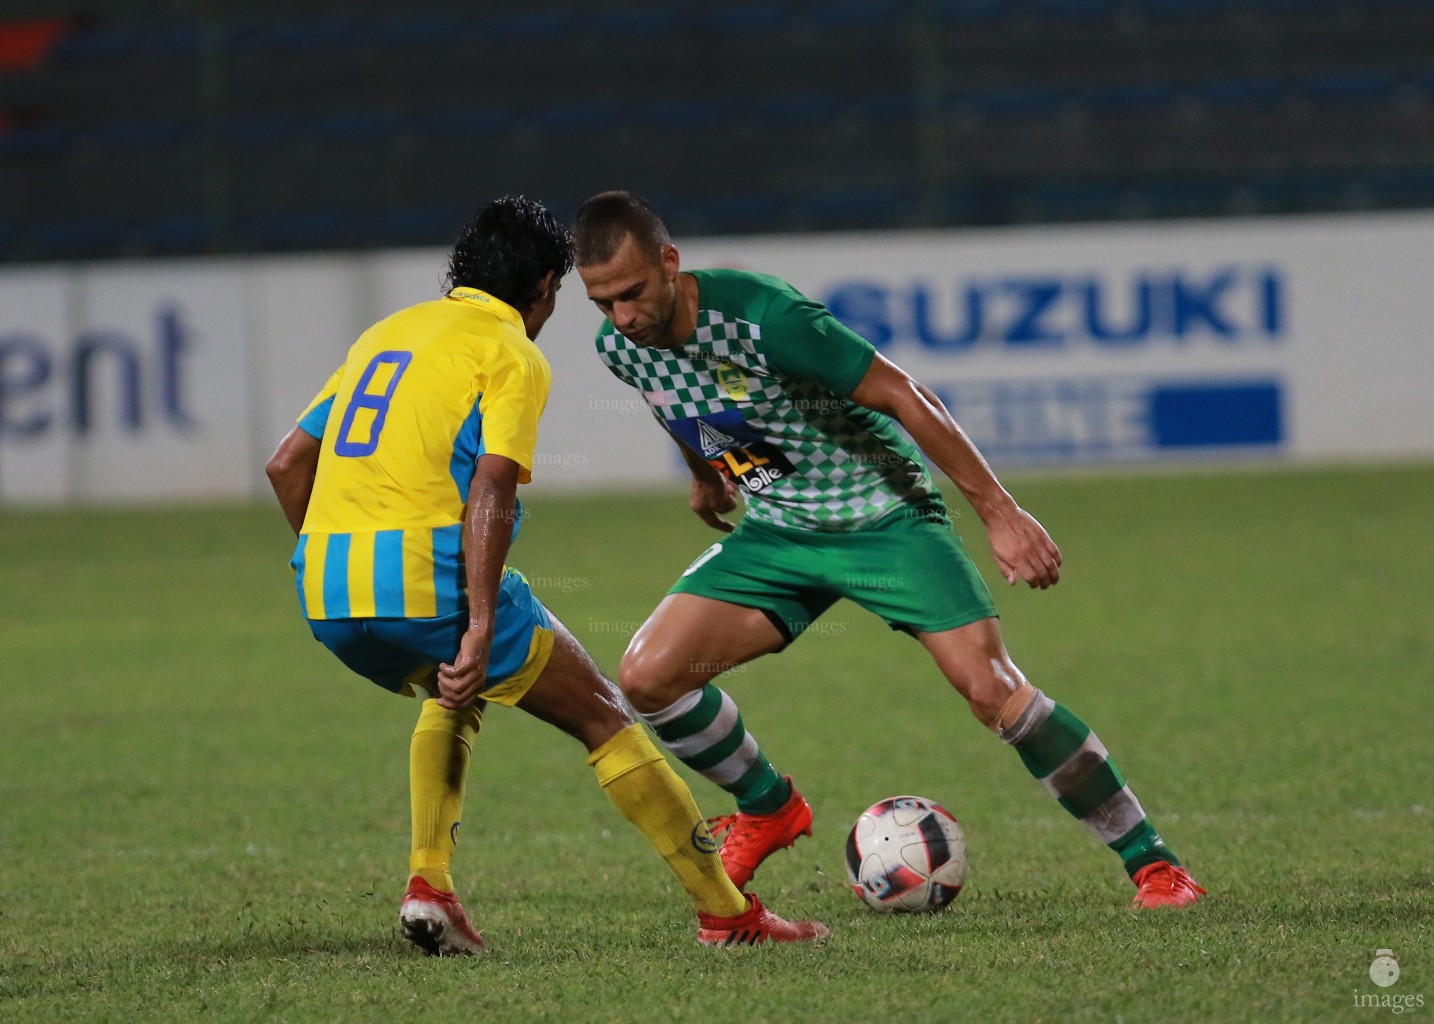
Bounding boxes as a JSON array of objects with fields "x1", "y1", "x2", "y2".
[
  {"x1": 985, "y1": 506, "x2": 1062, "y2": 589},
  {"x1": 437, "y1": 627, "x2": 493, "y2": 709},
  {"x1": 691, "y1": 474, "x2": 739, "y2": 533}
]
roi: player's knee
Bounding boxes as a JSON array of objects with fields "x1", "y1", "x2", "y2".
[
  {"x1": 617, "y1": 645, "x2": 691, "y2": 714},
  {"x1": 617, "y1": 647, "x2": 661, "y2": 712}
]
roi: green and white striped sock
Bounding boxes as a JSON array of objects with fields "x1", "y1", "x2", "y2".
[
  {"x1": 639, "y1": 685, "x2": 790, "y2": 815},
  {"x1": 1000, "y1": 690, "x2": 1178, "y2": 877}
]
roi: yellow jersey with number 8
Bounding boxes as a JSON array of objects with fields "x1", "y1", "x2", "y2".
[{"x1": 291, "y1": 287, "x2": 550, "y2": 620}]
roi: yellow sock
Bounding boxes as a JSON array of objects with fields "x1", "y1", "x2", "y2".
[
  {"x1": 588, "y1": 723, "x2": 748, "y2": 918},
  {"x1": 409, "y1": 699, "x2": 482, "y2": 893}
]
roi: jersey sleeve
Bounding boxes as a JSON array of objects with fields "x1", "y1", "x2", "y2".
[
  {"x1": 757, "y1": 281, "x2": 877, "y2": 397},
  {"x1": 296, "y1": 367, "x2": 343, "y2": 438},
  {"x1": 594, "y1": 323, "x2": 640, "y2": 389},
  {"x1": 477, "y1": 346, "x2": 551, "y2": 484}
]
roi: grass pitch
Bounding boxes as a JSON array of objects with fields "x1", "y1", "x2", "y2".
[{"x1": 1, "y1": 464, "x2": 1431, "y2": 1023}]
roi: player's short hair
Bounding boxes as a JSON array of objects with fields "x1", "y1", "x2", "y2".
[
  {"x1": 446, "y1": 196, "x2": 574, "y2": 311},
  {"x1": 573, "y1": 190, "x2": 670, "y2": 267}
]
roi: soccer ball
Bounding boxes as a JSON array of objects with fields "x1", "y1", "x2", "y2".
[{"x1": 845, "y1": 795, "x2": 968, "y2": 912}]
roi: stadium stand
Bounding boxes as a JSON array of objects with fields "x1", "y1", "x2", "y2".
[{"x1": 2, "y1": 1, "x2": 1434, "y2": 261}]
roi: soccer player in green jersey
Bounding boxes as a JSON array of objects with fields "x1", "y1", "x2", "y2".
[
  {"x1": 573, "y1": 190, "x2": 1204, "y2": 909},
  {"x1": 266, "y1": 196, "x2": 828, "y2": 952}
]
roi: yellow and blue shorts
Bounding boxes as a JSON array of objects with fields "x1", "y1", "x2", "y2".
[{"x1": 306, "y1": 567, "x2": 554, "y2": 705}]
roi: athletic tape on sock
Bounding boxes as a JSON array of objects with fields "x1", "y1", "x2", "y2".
[{"x1": 998, "y1": 687, "x2": 1054, "y2": 745}]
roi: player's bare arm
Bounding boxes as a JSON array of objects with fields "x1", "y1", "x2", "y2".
[
  {"x1": 679, "y1": 442, "x2": 739, "y2": 533},
  {"x1": 265, "y1": 426, "x2": 322, "y2": 535},
  {"x1": 438, "y1": 453, "x2": 522, "y2": 709},
  {"x1": 849, "y1": 352, "x2": 1062, "y2": 589}
]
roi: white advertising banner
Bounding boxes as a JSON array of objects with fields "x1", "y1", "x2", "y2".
[{"x1": 1, "y1": 210, "x2": 1431, "y2": 505}]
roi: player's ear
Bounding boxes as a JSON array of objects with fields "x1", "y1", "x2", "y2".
[{"x1": 660, "y1": 243, "x2": 681, "y2": 278}]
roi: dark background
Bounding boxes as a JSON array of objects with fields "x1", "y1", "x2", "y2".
[{"x1": 4, "y1": 0, "x2": 1434, "y2": 262}]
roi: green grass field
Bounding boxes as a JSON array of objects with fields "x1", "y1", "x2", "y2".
[{"x1": 2, "y1": 464, "x2": 1431, "y2": 1023}]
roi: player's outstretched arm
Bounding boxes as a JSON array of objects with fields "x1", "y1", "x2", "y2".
[
  {"x1": 678, "y1": 441, "x2": 739, "y2": 533},
  {"x1": 438, "y1": 453, "x2": 521, "y2": 709},
  {"x1": 849, "y1": 354, "x2": 1062, "y2": 589},
  {"x1": 265, "y1": 426, "x2": 322, "y2": 535}
]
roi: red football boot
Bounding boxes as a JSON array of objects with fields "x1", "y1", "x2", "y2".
[
  {"x1": 706, "y1": 777, "x2": 814, "y2": 888},
  {"x1": 399, "y1": 876, "x2": 487, "y2": 955},
  {"x1": 1131, "y1": 861, "x2": 1207, "y2": 908},
  {"x1": 696, "y1": 893, "x2": 830, "y2": 946}
]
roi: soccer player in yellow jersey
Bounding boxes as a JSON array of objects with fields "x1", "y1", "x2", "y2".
[{"x1": 265, "y1": 196, "x2": 827, "y2": 953}]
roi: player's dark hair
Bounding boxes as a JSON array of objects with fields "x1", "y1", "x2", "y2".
[
  {"x1": 446, "y1": 196, "x2": 574, "y2": 311},
  {"x1": 573, "y1": 190, "x2": 670, "y2": 267}
]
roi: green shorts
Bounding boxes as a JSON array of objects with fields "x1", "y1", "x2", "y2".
[{"x1": 669, "y1": 502, "x2": 998, "y2": 642}]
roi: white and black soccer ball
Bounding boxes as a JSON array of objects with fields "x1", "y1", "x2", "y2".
[{"x1": 845, "y1": 795, "x2": 968, "y2": 912}]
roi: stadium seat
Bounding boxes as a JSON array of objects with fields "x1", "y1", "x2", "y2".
[
  {"x1": 131, "y1": 213, "x2": 211, "y2": 255},
  {"x1": 805, "y1": 1, "x2": 904, "y2": 31},
  {"x1": 800, "y1": 186, "x2": 909, "y2": 229},
  {"x1": 1022, "y1": 181, "x2": 1127, "y2": 221},
  {"x1": 1032, "y1": 0, "x2": 1117, "y2": 23},
  {"x1": 688, "y1": 193, "x2": 789, "y2": 234},
  {"x1": 1140, "y1": 178, "x2": 1236, "y2": 217},
  {"x1": 0, "y1": 124, "x2": 75, "y2": 158},
  {"x1": 477, "y1": 11, "x2": 571, "y2": 41},
  {"x1": 1191, "y1": 76, "x2": 1289, "y2": 110},
  {"x1": 366, "y1": 15, "x2": 464, "y2": 49},
  {"x1": 90, "y1": 118, "x2": 191, "y2": 150},
  {"x1": 365, "y1": 206, "x2": 466, "y2": 247},
  {"x1": 581, "y1": 9, "x2": 682, "y2": 39},
  {"x1": 960, "y1": 85, "x2": 1065, "y2": 119},
  {"x1": 245, "y1": 20, "x2": 358, "y2": 56},
  {"x1": 419, "y1": 108, "x2": 514, "y2": 138},
  {"x1": 49, "y1": 25, "x2": 144, "y2": 63},
  {"x1": 30, "y1": 217, "x2": 130, "y2": 258},
  {"x1": 753, "y1": 93, "x2": 842, "y2": 124},
  {"x1": 224, "y1": 114, "x2": 301, "y2": 147},
  {"x1": 310, "y1": 110, "x2": 404, "y2": 145},
  {"x1": 698, "y1": 4, "x2": 791, "y2": 34},
  {"x1": 528, "y1": 100, "x2": 624, "y2": 135},
  {"x1": 1300, "y1": 70, "x2": 1399, "y2": 105},
  {"x1": 241, "y1": 210, "x2": 349, "y2": 251},
  {"x1": 848, "y1": 91, "x2": 919, "y2": 122},
  {"x1": 1082, "y1": 81, "x2": 1178, "y2": 116},
  {"x1": 929, "y1": 0, "x2": 1008, "y2": 25},
  {"x1": 629, "y1": 98, "x2": 730, "y2": 129},
  {"x1": 1365, "y1": 166, "x2": 1434, "y2": 206},
  {"x1": 1135, "y1": 0, "x2": 1230, "y2": 20}
]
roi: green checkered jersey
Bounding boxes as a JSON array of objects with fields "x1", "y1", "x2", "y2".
[{"x1": 595, "y1": 268, "x2": 943, "y2": 531}]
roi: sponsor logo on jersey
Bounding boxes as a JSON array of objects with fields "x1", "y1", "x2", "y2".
[
  {"x1": 697, "y1": 418, "x2": 739, "y2": 458},
  {"x1": 715, "y1": 361, "x2": 749, "y2": 401},
  {"x1": 668, "y1": 410, "x2": 797, "y2": 495}
]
